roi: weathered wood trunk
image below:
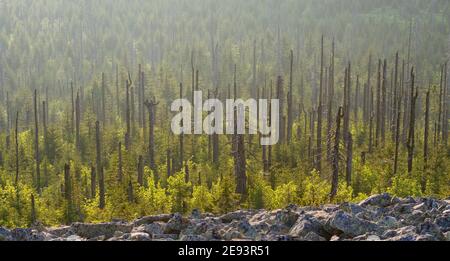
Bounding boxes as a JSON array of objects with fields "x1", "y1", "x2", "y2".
[
  {"x1": 90, "y1": 165, "x2": 96, "y2": 198},
  {"x1": 95, "y1": 121, "x2": 105, "y2": 209},
  {"x1": 118, "y1": 142, "x2": 123, "y2": 182},
  {"x1": 381, "y1": 59, "x2": 387, "y2": 144},
  {"x1": 287, "y1": 50, "x2": 294, "y2": 144},
  {"x1": 316, "y1": 36, "x2": 324, "y2": 172},
  {"x1": 15, "y1": 111, "x2": 19, "y2": 186},
  {"x1": 326, "y1": 40, "x2": 335, "y2": 162},
  {"x1": 407, "y1": 68, "x2": 417, "y2": 175},
  {"x1": 330, "y1": 107, "x2": 343, "y2": 200},
  {"x1": 101, "y1": 72, "x2": 106, "y2": 124},
  {"x1": 137, "y1": 155, "x2": 144, "y2": 186},
  {"x1": 75, "y1": 91, "x2": 81, "y2": 152},
  {"x1": 33, "y1": 89, "x2": 40, "y2": 192},
  {"x1": 443, "y1": 62, "x2": 448, "y2": 145}
]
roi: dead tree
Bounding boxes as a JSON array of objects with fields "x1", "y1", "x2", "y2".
[
  {"x1": 330, "y1": 107, "x2": 343, "y2": 200},
  {"x1": 144, "y1": 96, "x2": 159, "y2": 176},
  {"x1": 442, "y1": 62, "x2": 448, "y2": 145},
  {"x1": 354, "y1": 75, "x2": 359, "y2": 129},
  {"x1": 179, "y1": 83, "x2": 184, "y2": 173},
  {"x1": 364, "y1": 55, "x2": 372, "y2": 125},
  {"x1": 90, "y1": 165, "x2": 96, "y2": 198},
  {"x1": 375, "y1": 59, "x2": 381, "y2": 146},
  {"x1": 95, "y1": 121, "x2": 105, "y2": 209},
  {"x1": 212, "y1": 88, "x2": 220, "y2": 165},
  {"x1": 116, "y1": 64, "x2": 120, "y2": 118},
  {"x1": 326, "y1": 39, "x2": 335, "y2": 161},
  {"x1": 64, "y1": 163, "x2": 72, "y2": 223},
  {"x1": 118, "y1": 142, "x2": 123, "y2": 182},
  {"x1": 393, "y1": 83, "x2": 403, "y2": 175},
  {"x1": 30, "y1": 193, "x2": 36, "y2": 225},
  {"x1": 276, "y1": 76, "x2": 285, "y2": 143},
  {"x1": 125, "y1": 72, "x2": 132, "y2": 150},
  {"x1": 346, "y1": 133, "x2": 353, "y2": 186},
  {"x1": 407, "y1": 68, "x2": 418, "y2": 175},
  {"x1": 75, "y1": 91, "x2": 81, "y2": 152},
  {"x1": 287, "y1": 50, "x2": 294, "y2": 144},
  {"x1": 316, "y1": 36, "x2": 324, "y2": 172},
  {"x1": 101, "y1": 72, "x2": 106, "y2": 123},
  {"x1": 381, "y1": 59, "x2": 387, "y2": 144},
  {"x1": 137, "y1": 155, "x2": 144, "y2": 186},
  {"x1": 127, "y1": 181, "x2": 134, "y2": 203},
  {"x1": 15, "y1": 111, "x2": 19, "y2": 186},
  {"x1": 33, "y1": 89, "x2": 40, "y2": 192}
]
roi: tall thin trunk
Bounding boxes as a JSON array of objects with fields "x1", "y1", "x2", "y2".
[
  {"x1": 287, "y1": 49, "x2": 294, "y2": 144},
  {"x1": 34, "y1": 90, "x2": 40, "y2": 192},
  {"x1": 330, "y1": 107, "x2": 343, "y2": 200},
  {"x1": 95, "y1": 121, "x2": 105, "y2": 209},
  {"x1": 316, "y1": 35, "x2": 324, "y2": 172},
  {"x1": 407, "y1": 68, "x2": 417, "y2": 175}
]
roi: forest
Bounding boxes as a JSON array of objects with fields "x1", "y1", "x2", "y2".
[{"x1": 0, "y1": 0, "x2": 449, "y2": 228}]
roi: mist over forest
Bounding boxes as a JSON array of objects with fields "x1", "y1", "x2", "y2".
[{"x1": 0, "y1": 0, "x2": 448, "y2": 235}]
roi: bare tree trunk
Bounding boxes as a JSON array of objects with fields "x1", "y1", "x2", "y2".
[
  {"x1": 118, "y1": 141, "x2": 123, "y2": 182},
  {"x1": 407, "y1": 68, "x2": 417, "y2": 175},
  {"x1": 64, "y1": 163, "x2": 72, "y2": 223},
  {"x1": 423, "y1": 89, "x2": 430, "y2": 191},
  {"x1": 330, "y1": 107, "x2": 343, "y2": 200},
  {"x1": 101, "y1": 72, "x2": 106, "y2": 124},
  {"x1": 15, "y1": 111, "x2": 19, "y2": 186},
  {"x1": 443, "y1": 62, "x2": 448, "y2": 145},
  {"x1": 34, "y1": 89, "x2": 40, "y2": 192},
  {"x1": 144, "y1": 97, "x2": 158, "y2": 175},
  {"x1": 375, "y1": 59, "x2": 381, "y2": 147},
  {"x1": 75, "y1": 91, "x2": 81, "y2": 152},
  {"x1": 125, "y1": 73, "x2": 132, "y2": 150},
  {"x1": 287, "y1": 50, "x2": 294, "y2": 144},
  {"x1": 116, "y1": 64, "x2": 120, "y2": 119},
  {"x1": 381, "y1": 59, "x2": 387, "y2": 144},
  {"x1": 42, "y1": 101, "x2": 49, "y2": 186},
  {"x1": 95, "y1": 121, "x2": 105, "y2": 209},
  {"x1": 393, "y1": 85, "x2": 402, "y2": 175},
  {"x1": 90, "y1": 165, "x2": 96, "y2": 198},
  {"x1": 327, "y1": 40, "x2": 335, "y2": 162},
  {"x1": 137, "y1": 155, "x2": 144, "y2": 186},
  {"x1": 316, "y1": 36, "x2": 324, "y2": 172}
]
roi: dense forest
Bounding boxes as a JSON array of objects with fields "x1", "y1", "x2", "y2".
[{"x1": 0, "y1": 0, "x2": 449, "y2": 227}]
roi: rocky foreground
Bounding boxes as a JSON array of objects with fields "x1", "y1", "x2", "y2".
[{"x1": 1, "y1": 193, "x2": 449, "y2": 241}]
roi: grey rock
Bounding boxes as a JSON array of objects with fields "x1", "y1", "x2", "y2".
[
  {"x1": 0, "y1": 227, "x2": 12, "y2": 241},
  {"x1": 325, "y1": 210, "x2": 379, "y2": 237},
  {"x1": 129, "y1": 232, "x2": 151, "y2": 241},
  {"x1": 71, "y1": 222, "x2": 132, "y2": 239},
  {"x1": 164, "y1": 213, "x2": 190, "y2": 234},
  {"x1": 133, "y1": 214, "x2": 172, "y2": 226},
  {"x1": 359, "y1": 193, "x2": 394, "y2": 208}
]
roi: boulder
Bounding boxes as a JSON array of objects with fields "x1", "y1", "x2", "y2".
[
  {"x1": 164, "y1": 213, "x2": 190, "y2": 234},
  {"x1": 71, "y1": 222, "x2": 132, "y2": 239},
  {"x1": 359, "y1": 193, "x2": 395, "y2": 208},
  {"x1": 325, "y1": 210, "x2": 379, "y2": 237}
]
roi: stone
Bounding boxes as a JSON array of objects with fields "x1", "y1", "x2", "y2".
[
  {"x1": 129, "y1": 232, "x2": 151, "y2": 241},
  {"x1": 133, "y1": 214, "x2": 172, "y2": 226},
  {"x1": 11, "y1": 228, "x2": 45, "y2": 241},
  {"x1": 435, "y1": 213, "x2": 450, "y2": 232},
  {"x1": 325, "y1": 210, "x2": 379, "y2": 237},
  {"x1": 377, "y1": 216, "x2": 398, "y2": 229},
  {"x1": 179, "y1": 234, "x2": 207, "y2": 241},
  {"x1": 0, "y1": 227, "x2": 12, "y2": 241},
  {"x1": 71, "y1": 222, "x2": 132, "y2": 239},
  {"x1": 164, "y1": 213, "x2": 190, "y2": 234},
  {"x1": 289, "y1": 215, "x2": 323, "y2": 238},
  {"x1": 416, "y1": 219, "x2": 445, "y2": 240},
  {"x1": 359, "y1": 193, "x2": 393, "y2": 208}
]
